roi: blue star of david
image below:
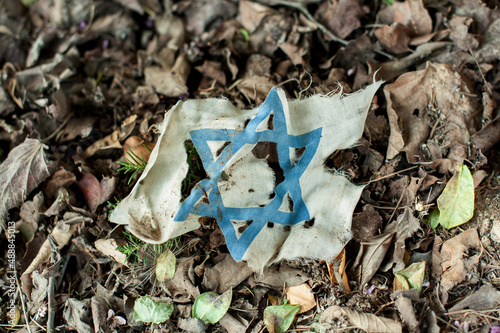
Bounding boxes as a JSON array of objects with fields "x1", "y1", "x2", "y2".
[{"x1": 174, "y1": 88, "x2": 322, "y2": 260}]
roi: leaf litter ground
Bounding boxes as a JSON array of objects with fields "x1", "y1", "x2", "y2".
[{"x1": 1, "y1": 0, "x2": 500, "y2": 332}]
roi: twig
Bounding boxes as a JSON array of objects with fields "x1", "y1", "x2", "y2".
[
  {"x1": 42, "y1": 112, "x2": 73, "y2": 143},
  {"x1": 16, "y1": 274, "x2": 33, "y2": 333},
  {"x1": 47, "y1": 236, "x2": 59, "y2": 333},
  {"x1": 47, "y1": 276, "x2": 56, "y2": 333},
  {"x1": 469, "y1": 49, "x2": 493, "y2": 96},
  {"x1": 362, "y1": 165, "x2": 419, "y2": 185}
]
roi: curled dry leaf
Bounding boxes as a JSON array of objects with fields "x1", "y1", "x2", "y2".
[
  {"x1": 320, "y1": 305, "x2": 402, "y2": 333},
  {"x1": 354, "y1": 232, "x2": 394, "y2": 287},
  {"x1": 285, "y1": 283, "x2": 316, "y2": 313},
  {"x1": 81, "y1": 114, "x2": 137, "y2": 159},
  {"x1": 0, "y1": 138, "x2": 56, "y2": 229},
  {"x1": 384, "y1": 62, "x2": 480, "y2": 173},
  {"x1": 21, "y1": 219, "x2": 79, "y2": 299},
  {"x1": 94, "y1": 238, "x2": 127, "y2": 265},
  {"x1": 76, "y1": 173, "x2": 117, "y2": 213},
  {"x1": 122, "y1": 136, "x2": 155, "y2": 164},
  {"x1": 434, "y1": 228, "x2": 481, "y2": 303}
]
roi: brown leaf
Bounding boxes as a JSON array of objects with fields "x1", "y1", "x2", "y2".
[
  {"x1": 63, "y1": 298, "x2": 92, "y2": 333},
  {"x1": 449, "y1": 284, "x2": 500, "y2": 312},
  {"x1": 384, "y1": 62, "x2": 480, "y2": 170},
  {"x1": 436, "y1": 228, "x2": 481, "y2": 303},
  {"x1": 286, "y1": 283, "x2": 316, "y2": 313},
  {"x1": 375, "y1": 25, "x2": 412, "y2": 54},
  {"x1": 378, "y1": 0, "x2": 432, "y2": 36},
  {"x1": 122, "y1": 136, "x2": 155, "y2": 164},
  {"x1": 44, "y1": 167, "x2": 76, "y2": 198},
  {"x1": 238, "y1": 0, "x2": 275, "y2": 33},
  {"x1": 195, "y1": 60, "x2": 227, "y2": 86},
  {"x1": 95, "y1": 239, "x2": 127, "y2": 265},
  {"x1": 320, "y1": 305, "x2": 402, "y2": 333},
  {"x1": 145, "y1": 55, "x2": 190, "y2": 97},
  {"x1": 316, "y1": 0, "x2": 368, "y2": 39},
  {"x1": 81, "y1": 115, "x2": 137, "y2": 159},
  {"x1": 352, "y1": 205, "x2": 383, "y2": 241},
  {"x1": 472, "y1": 115, "x2": 500, "y2": 152},
  {"x1": 76, "y1": 173, "x2": 117, "y2": 213},
  {"x1": 203, "y1": 254, "x2": 253, "y2": 294},
  {"x1": 382, "y1": 208, "x2": 422, "y2": 272},
  {"x1": 162, "y1": 257, "x2": 200, "y2": 302},
  {"x1": 394, "y1": 296, "x2": 419, "y2": 332},
  {"x1": 0, "y1": 138, "x2": 56, "y2": 228},
  {"x1": 448, "y1": 15, "x2": 479, "y2": 51},
  {"x1": 255, "y1": 263, "x2": 308, "y2": 289},
  {"x1": 354, "y1": 232, "x2": 394, "y2": 287},
  {"x1": 21, "y1": 217, "x2": 80, "y2": 299}
]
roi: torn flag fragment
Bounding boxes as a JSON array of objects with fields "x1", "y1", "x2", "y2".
[{"x1": 110, "y1": 82, "x2": 382, "y2": 271}]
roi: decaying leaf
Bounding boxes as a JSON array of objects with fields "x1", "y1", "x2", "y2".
[
  {"x1": 433, "y1": 228, "x2": 481, "y2": 303},
  {"x1": 355, "y1": 232, "x2": 394, "y2": 287},
  {"x1": 76, "y1": 173, "x2": 117, "y2": 213},
  {"x1": 80, "y1": 114, "x2": 137, "y2": 159},
  {"x1": 0, "y1": 138, "x2": 56, "y2": 228},
  {"x1": 449, "y1": 284, "x2": 500, "y2": 312},
  {"x1": 192, "y1": 289, "x2": 232, "y2": 324},
  {"x1": 203, "y1": 254, "x2": 253, "y2": 294},
  {"x1": 382, "y1": 207, "x2": 422, "y2": 272},
  {"x1": 436, "y1": 164, "x2": 474, "y2": 229},
  {"x1": 94, "y1": 238, "x2": 127, "y2": 265},
  {"x1": 320, "y1": 305, "x2": 402, "y2": 333},
  {"x1": 285, "y1": 283, "x2": 316, "y2": 314},
  {"x1": 155, "y1": 248, "x2": 176, "y2": 283},
  {"x1": 394, "y1": 261, "x2": 426, "y2": 293},
  {"x1": 263, "y1": 304, "x2": 301, "y2": 333},
  {"x1": 21, "y1": 213, "x2": 88, "y2": 298},
  {"x1": 63, "y1": 298, "x2": 92, "y2": 333},
  {"x1": 384, "y1": 63, "x2": 480, "y2": 173},
  {"x1": 133, "y1": 296, "x2": 174, "y2": 324},
  {"x1": 327, "y1": 248, "x2": 351, "y2": 292}
]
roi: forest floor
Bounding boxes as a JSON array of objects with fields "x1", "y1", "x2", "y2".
[{"x1": 1, "y1": 0, "x2": 500, "y2": 332}]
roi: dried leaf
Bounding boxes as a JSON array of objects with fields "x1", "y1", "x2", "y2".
[
  {"x1": 320, "y1": 305, "x2": 402, "y2": 333},
  {"x1": 437, "y1": 228, "x2": 481, "y2": 302},
  {"x1": 63, "y1": 298, "x2": 92, "y2": 333},
  {"x1": 203, "y1": 254, "x2": 253, "y2": 294},
  {"x1": 436, "y1": 164, "x2": 474, "y2": 229},
  {"x1": 449, "y1": 284, "x2": 500, "y2": 312},
  {"x1": 394, "y1": 261, "x2": 426, "y2": 293},
  {"x1": 0, "y1": 138, "x2": 56, "y2": 227},
  {"x1": 76, "y1": 173, "x2": 117, "y2": 213},
  {"x1": 155, "y1": 248, "x2": 176, "y2": 283},
  {"x1": 94, "y1": 239, "x2": 127, "y2": 265},
  {"x1": 285, "y1": 284, "x2": 316, "y2": 313},
  {"x1": 355, "y1": 232, "x2": 394, "y2": 287},
  {"x1": 382, "y1": 207, "x2": 422, "y2": 272},
  {"x1": 327, "y1": 248, "x2": 351, "y2": 292}
]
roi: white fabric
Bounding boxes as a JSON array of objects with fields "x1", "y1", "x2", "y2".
[{"x1": 110, "y1": 82, "x2": 381, "y2": 271}]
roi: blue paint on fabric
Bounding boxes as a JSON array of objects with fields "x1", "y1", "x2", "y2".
[{"x1": 174, "y1": 88, "x2": 322, "y2": 260}]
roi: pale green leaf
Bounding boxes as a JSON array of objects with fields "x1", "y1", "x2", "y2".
[
  {"x1": 156, "y1": 249, "x2": 176, "y2": 282},
  {"x1": 394, "y1": 261, "x2": 426, "y2": 293},
  {"x1": 133, "y1": 296, "x2": 173, "y2": 323},
  {"x1": 436, "y1": 164, "x2": 474, "y2": 229},
  {"x1": 263, "y1": 304, "x2": 301, "y2": 333},
  {"x1": 427, "y1": 209, "x2": 440, "y2": 229},
  {"x1": 192, "y1": 289, "x2": 232, "y2": 324}
]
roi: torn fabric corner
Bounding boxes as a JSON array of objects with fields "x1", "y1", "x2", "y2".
[{"x1": 110, "y1": 82, "x2": 382, "y2": 271}]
